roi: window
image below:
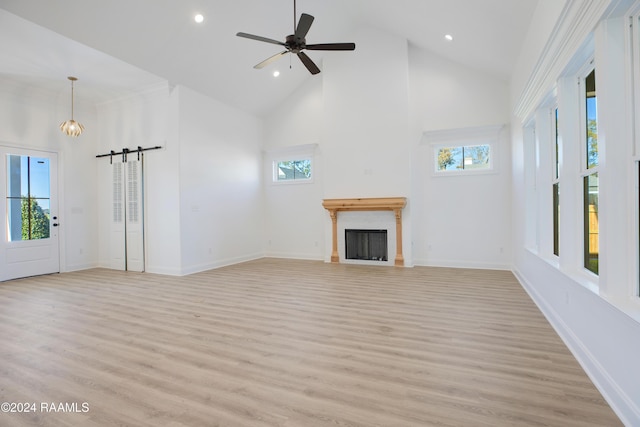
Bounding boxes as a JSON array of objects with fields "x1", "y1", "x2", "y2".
[
  {"x1": 435, "y1": 144, "x2": 491, "y2": 172},
  {"x1": 424, "y1": 125, "x2": 501, "y2": 176},
  {"x1": 582, "y1": 69, "x2": 599, "y2": 275},
  {"x1": 266, "y1": 143, "x2": 317, "y2": 185},
  {"x1": 552, "y1": 107, "x2": 560, "y2": 256},
  {"x1": 274, "y1": 159, "x2": 312, "y2": 182},
  {"x1": 6, "y1": 155, "x2": 51, "y2": 241},
  {"x1": 585, "y1": 70, "x2": 598, "y2": 169}
]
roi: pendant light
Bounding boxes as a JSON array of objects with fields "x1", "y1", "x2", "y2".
[{"x1": 60, "y1": 76, "x2": 85, "y2": 137}]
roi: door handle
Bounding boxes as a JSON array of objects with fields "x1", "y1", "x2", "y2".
[{"x1": 53, "y1": 223, "x2": 59, "y2": 227}]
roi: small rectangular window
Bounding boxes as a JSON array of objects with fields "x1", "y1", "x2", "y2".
[
  {"x1": 274, "y1": 159, "x2": 312, "y2": 182},
  {"x1": 435, "y1": 144, "x2": 491, "y2": 172}
]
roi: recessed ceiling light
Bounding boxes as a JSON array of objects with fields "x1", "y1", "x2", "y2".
[
  {"x1": 444, "y1": 34, "x2": 454, "y2": 41},
  {"x1": 273, "y1": 71, "x2": 280, "y2": 77},
  {"x1": 194, "y1": 14, "x2": 204, "y2": 23}
]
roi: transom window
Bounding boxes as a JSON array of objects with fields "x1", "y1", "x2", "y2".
[
  {"x1": 435, "y1": 144, "x2": 491, "y2": 172},
  {"x1": 274, "y1": 159, "x2": 312, "y2": 182}
]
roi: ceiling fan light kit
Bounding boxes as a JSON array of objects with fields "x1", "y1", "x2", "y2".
[{"x1": 236, "y1": 0, "x2": 355, "y2": 75}]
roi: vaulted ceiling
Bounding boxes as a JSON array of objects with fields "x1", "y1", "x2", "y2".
[{"x1": 0, "y1": 0, "x2": 539, "y2": 116}]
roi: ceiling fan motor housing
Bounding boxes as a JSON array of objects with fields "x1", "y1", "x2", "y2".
[{"x1": 286, "y1": 34, "x2": 305, "y2": 53}]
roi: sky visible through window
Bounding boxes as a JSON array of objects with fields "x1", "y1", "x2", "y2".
[
  {"x1": 437, "y1": 145, "x2": 490, "y2": 171},
  {"x1": 18, "y1": 156, "x2": 50, "y2": 198}
]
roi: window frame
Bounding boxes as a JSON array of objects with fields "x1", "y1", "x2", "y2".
[
  {"x1": 579, "y1": 64, "x2": 600, "y2": 276},
  {"x1": 552, "y1": 106, "x2": 561, "y2": 257},
  {"x1": 266, "y1": 143, "x2": 317, "y2": 186},
  {"x1": 424, "y1": 125, "x2": 503, "y2": 177},
  {"x1": 273, "y1": 158, "x2": 313, "y2": 183},
  {"x1": 433, "y1": 143, "x2": 493, "y2": 174},
  {"x1": 632, "y1": 7, "x2": 640, "y2": 298}
]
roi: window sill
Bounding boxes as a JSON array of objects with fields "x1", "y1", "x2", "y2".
[
  {"x1": 431, "y1": 168, "x2": 498, "y2": 178},
  {"x1": 527, "y1": 246, "x2": 600, "y2": 293},
  {"x1": 601, "y1": 295, "x2": 640, "y2": 324},
  {"x1": 527, "y1": 248, "x2": 640, "y2": 324},
  {"x1": 271, "y1": 178, "x2": 314, "y2": 186}
]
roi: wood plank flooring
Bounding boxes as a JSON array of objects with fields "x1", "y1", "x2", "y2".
[{"x1": 0, "y1": 258, "x2": 621, "y2": 426}]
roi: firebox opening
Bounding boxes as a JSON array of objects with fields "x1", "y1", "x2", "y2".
[{"x1": 345, "y1": 229, "x2": 388, "y2": 261}]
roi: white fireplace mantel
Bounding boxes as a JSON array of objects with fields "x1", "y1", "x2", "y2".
[{"x1": 322, "y1": 197, "x2": 407, "y2": 266}]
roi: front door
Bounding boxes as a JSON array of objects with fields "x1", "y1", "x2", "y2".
[{"x1": 0, "y1": 147, "x2": 59, "y2": 281}]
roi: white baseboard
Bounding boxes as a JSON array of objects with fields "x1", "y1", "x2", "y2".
[
  {"x1": 178, "y1": 253, "x2": 265, "y2": 276},
  {"x1": 62, "y1": 262, "x2": 99, "y2": 273},
  {"x1": 412, "y1": 257, "x2": 511, "y2": 270},
  {"x1": 264, "y1": 251, "x2": 324, "y2": 262},
  {"x1": 513, "y1": 267, "x2": 639, "y2": 427}
]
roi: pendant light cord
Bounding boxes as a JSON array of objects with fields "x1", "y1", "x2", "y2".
[{"x1": 70, "y1": 80, "x2": 75, "y2": 120}]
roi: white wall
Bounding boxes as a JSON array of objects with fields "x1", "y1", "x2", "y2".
[
  {"x1": 263, "y1": 25, "x2": 513, "y2": 269},
  {"x1": 263, "y1": 78, "x2": 325, "y2": 260},
  {"x1": 409, "y1": 48, "x2": 512, "y2": 269},
  {"x1": 177, "y1": 86, "x2": 264, "y2": 274},
  {"x1": 322, "y1": 26, "x2": 412, "y2": 264},
  {"x1": 263, "y1": 26, "x2": 414, "y2": 264},
  {"x1": 96, "y1": 84, "x2": 180, "y2": 275},
  {"x1": 511, "y1": 1, "x2": 640, "y2": 424},
  {"x1": 0, "y1": 79, "x2": 99, "y2": 272},
  {"x1": 97, "y1": 85, "x2": 264, "y2": 275},
  {"x1": 322, "y1": 26, "x2": 411, "y2": 199}
]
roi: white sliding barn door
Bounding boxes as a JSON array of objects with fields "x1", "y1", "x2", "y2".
[
  {"x1": 125, "y1": 158, "x2": 144, "y2": 272},
  {"x1": 110, "y1": 161, "x2": 125, "y2": 270},
  {"x1": 110, "y1": 157, "x2": 144, "y2": 272}
]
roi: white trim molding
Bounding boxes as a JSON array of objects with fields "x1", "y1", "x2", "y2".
[{"x1": 513, "y1": 0, "x2": 611, "y2": 121}]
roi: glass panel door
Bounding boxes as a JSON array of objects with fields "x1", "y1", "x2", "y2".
[{"x1": 1, "y1": 147, "x2": 59, "y2": 281}]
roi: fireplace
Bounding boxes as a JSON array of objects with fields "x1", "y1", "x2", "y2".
[
  {"x1": 345, "y1": 229, "x2": 388, "y2": 261},
  {"x1": 322, "y1": 197, "x2": 407, "y2": 266}
]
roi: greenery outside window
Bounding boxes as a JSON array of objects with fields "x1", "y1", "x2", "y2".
[
  {"x1": 6, "y1": 155, "x2": 51, "y2": 241},
  {"x1": 435, "y1": 144, "x2": 491, "y2": 172}
]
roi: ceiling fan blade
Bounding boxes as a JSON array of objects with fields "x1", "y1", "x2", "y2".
[
  {"x1": 236, "y1": 32, "x2": 286, "y2": 47},
  {"x1": 294, "y1": 13, "x2": 314, "y2": 42},
  {"x1": 297, "y1": 52, "x2": 320, "y2": 75},
  {"x1": 254, "y1": 51, "x2": 288, "y2": 69},
  {"x1": 306, "y1": 43, "x2": 356, "y2": 51}
]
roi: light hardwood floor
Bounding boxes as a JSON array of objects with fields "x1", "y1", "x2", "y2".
[{"x1": 0, "y1": 258, "x2": 621, "y2": 426}]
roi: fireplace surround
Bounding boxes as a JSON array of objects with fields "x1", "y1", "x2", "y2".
[{"x1": 322, "y1": 197, "x2": 407, "y2": 266}]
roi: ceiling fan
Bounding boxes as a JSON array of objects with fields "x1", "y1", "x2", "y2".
[{"x1": 236, "y1": 0, "x2": 355, "y2": 75}]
